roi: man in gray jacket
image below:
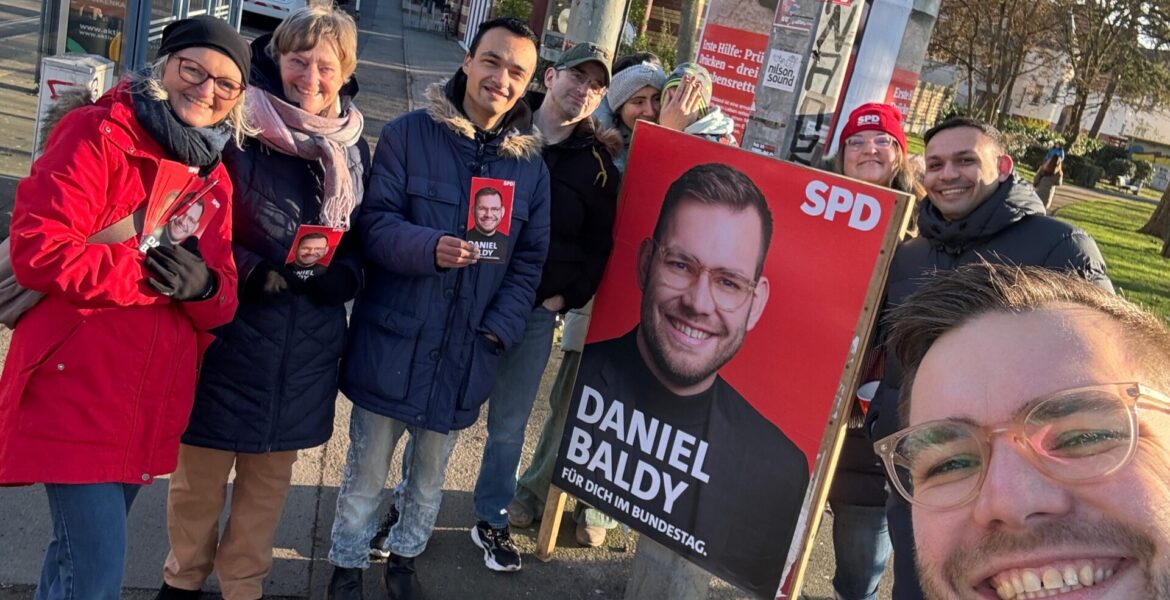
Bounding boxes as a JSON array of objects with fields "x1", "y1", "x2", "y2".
[{"x1": 865, "y1": 117, "x2": 1112, "y2": 600}]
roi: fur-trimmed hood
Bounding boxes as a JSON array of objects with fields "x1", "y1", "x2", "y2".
[
  {"x1": 37, "y1": 86, "x2": 99, "y2": 154},
  {"x1": 424, "y1": 72, "x2": 542, "y2": 160}
]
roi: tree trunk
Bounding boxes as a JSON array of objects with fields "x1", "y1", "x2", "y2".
[
  {"x1": 1088, "y1": 73, "x2": 1120, "y2": 139},
  {"x1": 1138, "y1": 186, "x2": 1170, "y2": 238},
  {"x1": 638, "y1": 0, "x2": 653, "y2": 35},
  {"x1": 675, "y1": 0, "x2": 705, "y2": 63},
  {"x1": 1064, "y1": 89, "x2": 1089, "y2": 149}
]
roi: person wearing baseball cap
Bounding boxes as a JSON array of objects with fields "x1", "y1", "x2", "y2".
[{"x1": 554, "y1": 42, "x2": 612, "y2": 86}]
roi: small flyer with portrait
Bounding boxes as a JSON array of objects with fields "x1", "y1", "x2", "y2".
[
  {"x1": 138, "y1": 177, "x2": 221, "y2": 253},
  {"x1": 284, "y1": 225, "x2": 345, "y2": 281},
  {"x1": 466, "y1": 176, "x2": 515, "y2": 264}
]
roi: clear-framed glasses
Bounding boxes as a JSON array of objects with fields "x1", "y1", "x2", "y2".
[
  {"x1": 172, "y1": 56, "x2": 245, "y2": 101},
  {"x1": 559, "y1": 66, "x2": 607, "y2": 96},
  {"x1": 844, "y1": 134, "x2": 895, "y2": 151},
  {"x1": 650, "y1": 238, "x2": 758, "y2": 312},
  {"x1": 873, "y1": 382, "x2": 1170, "y2": 511}
]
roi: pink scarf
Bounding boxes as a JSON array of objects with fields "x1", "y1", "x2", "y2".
[{"x1": 246, "y1": 88, "x2": 365, "y2": 229}]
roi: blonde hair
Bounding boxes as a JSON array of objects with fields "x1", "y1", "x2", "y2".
[
  {"x1": 268, "y1": 4, "x2": 359, "y2": 80},
  {"x1": 129, "y1": 54, "x2": 258, "y2": 147}
]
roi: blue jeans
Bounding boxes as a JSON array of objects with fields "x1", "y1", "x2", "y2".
[
  {"x1": 473, "y1": 306, "x2": 558, "y2": 528},
  {"x1": 329, "y1": 405, "x2": 459, "y2": 567},
  {"x1": 37, "y1": 483, "x2": 142, "y2": 600},
  {"x1": 829, "y1": 501, "x2": 892, "y2": 600}
]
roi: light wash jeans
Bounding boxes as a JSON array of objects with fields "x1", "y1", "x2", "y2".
[
  {"x1": 829, "y1": 501, "x2": 892, "y2": 600},
  {"x1": 37, "y1": 483, "x2": 142, "y2": 600},
  {"x1": 329, "y1": 405, "x2": 458, "y2": 567},
  {"x1": 472, "y1": 306, "x2": 558, "y2": 528}
]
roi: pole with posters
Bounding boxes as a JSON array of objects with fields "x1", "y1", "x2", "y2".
[
  {"x1": 824, "y1": 0, "x2": 939, "y2": 157},
  {"x1": 540, "y1": 123, "x2": 911, "y2": 598},
  {"x1": 742, "y1": 0, "x2": 864, "y2": 164},
  {"x1": 565, "y1": 0, "x2": 626, "y2": 54}
]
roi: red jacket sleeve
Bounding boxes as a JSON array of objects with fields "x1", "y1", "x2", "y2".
[
  {"x1": 178, "y1": 170, "x2": 239, "y2": 331},
  {"x1": 10, "y1": 107, "x2": 159, "y2": 307}
]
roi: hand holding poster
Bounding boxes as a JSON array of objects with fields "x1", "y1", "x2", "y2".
[
  {"x1": 466, "y1": 177, "x2": 515, "y2": 263},
  {"x1": 551, "y1": 124, "x2": 908, "y2": 598}
]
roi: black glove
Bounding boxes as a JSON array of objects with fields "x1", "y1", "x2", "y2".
[
  {"x1": 304, "y1": 266, "x2": 359, "y2": 306},
  {"x1": 242, "y1": 262, "x2": 298, "y2": 303},
  {"x1": 145, "y1": 239, "x2": 216, "y2": 301}
]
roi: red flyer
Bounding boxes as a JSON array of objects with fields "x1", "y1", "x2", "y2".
[
  {"x1": 138, "y1": 180, "x2": 221, "y2": 253},
  {"x1": 284, "y1": 225, "x2": 346, "y2": 281},
  {"x1": 466, "y1": 176, "x2": 515, "y2": 264}
]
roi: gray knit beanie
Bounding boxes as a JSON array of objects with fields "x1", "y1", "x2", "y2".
[{"x1": 606, "y1": 62, "x2": 667, "y2": 113}]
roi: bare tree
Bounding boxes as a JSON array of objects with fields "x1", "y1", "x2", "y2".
[{"x1": 929, "y1": 0, "x2": 1059, "y2": 124}]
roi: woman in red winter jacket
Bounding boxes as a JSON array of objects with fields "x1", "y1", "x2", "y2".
[{"x1": 0, "y1": 16, "x2": 248, "y2": 600}]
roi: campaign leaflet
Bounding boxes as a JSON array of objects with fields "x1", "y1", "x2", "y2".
[
  {"x1": 466, "y1": 176, "x2": 515, "y2": 264},
  {"x1": 284, "y1": 224, "x2": 345, "y2": 281},
  {"x1": 142, "y1": 159, "x2": 200, "y2": 235},
  {"x1": 138, "y1": 178, "x2": 220, "y2": 253},
  {"x1": 552, "y1": 123, "x2": 907, "y2": 599}
]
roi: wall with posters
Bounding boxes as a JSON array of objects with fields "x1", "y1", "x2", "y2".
[
  {"x1": 695, "y1": 0, "x2": 778, "y2": 140},
  {"x1": 552, "y1": 123, "x2": 908, "y2": 599}
]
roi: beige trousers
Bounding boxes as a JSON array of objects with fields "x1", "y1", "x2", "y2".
[{"x1": 163, "y1": 443, "x2": 299, "y2": 600}]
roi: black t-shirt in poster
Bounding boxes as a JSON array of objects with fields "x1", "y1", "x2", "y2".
[{"x1": 554, "y1": 328, "x2": 810, "y2": 598}]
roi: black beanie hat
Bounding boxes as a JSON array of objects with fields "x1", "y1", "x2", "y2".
[{"x1": 158, "y1": 15, "x2": 252, "y2": 86}]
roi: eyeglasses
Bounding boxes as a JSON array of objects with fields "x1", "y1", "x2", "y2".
[
  {"x1": 844, "y1": 134, "x2": 895, "y2": 151},
  {"x1": 650, "y1": 238, "x2": 758, "y2": 311},
  {"x1": 172, "y1": 56, "x2": 245, "y2": 100},
  {"x1": 873, "y1": 382, "x2": 1170, "y2": 511},
  {"x1": 558, "y1": 67, "x2": 607, "y2": 96}
]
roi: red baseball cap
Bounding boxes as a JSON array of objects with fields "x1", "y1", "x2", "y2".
[{"x1": 840, "y1": 103, "x2": 907, "y2": 151}]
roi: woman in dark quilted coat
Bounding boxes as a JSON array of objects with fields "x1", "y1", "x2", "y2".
[{"x1": 154, "y1": 7, "x2": 369, "y2": 600}]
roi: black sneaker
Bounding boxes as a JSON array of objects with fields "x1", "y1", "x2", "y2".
[
  {"x1": 326, "y1": 566, "x2": 364, "y2": 600},
  {"x1": 153, "y1": 582, "x2": 201, "y2": 600},
  {"x1": 470, "y1": 520, "x2": 522, "y2": 572},
  {"x1": 385, "y1": 553, "x2": 425, "y2": 600},
  {"x1": 369, "y1": 503, "x2": 401, "y2": 559}
]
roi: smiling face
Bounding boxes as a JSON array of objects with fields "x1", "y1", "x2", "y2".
[
  {"x1": 461, "y1": 27, "x2": 537, "y2": 130},
  {"x1": 167, "y1": 201, "x2": 204, "y2": 242},
  {"x1": 474, "y1": 191, "x2": 504, "y2": 235},
  {"x1": 544, "y1": 62, "x2": 607, "y2": 123},
  {"x1": 635, "y1": 199, "x2": 770, "y2": 396},
  {"x1": 909, "y1": 307, "x2": 1170, "y2": 600},
  {"x1": 295, "y1": 235, "x2": 329, "y2": 267},
  {"x1": 161, "y1": 47, "x2": 244, "y2": 128},
  {"x1": 279, "y1": 39, "x2": 345, "y2": 116},
  {"x1": 618, "y1": 85, "x2": 661, "y2": 130},
  {"x1": 924, "y1": 126, "x2": 1014, "y2": 221},
  {"x1": 844, "y1": 131, "x2": 900, "y2": 186}
]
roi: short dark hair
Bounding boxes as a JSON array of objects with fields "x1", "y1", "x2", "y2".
[
  {"x1": 613, "y1": 52, "x2": 662, "y2": 74},
  {"x1": 298, "y1": 232, "x2": 328, "y2": 245},
  {"x1": 652, "y1": 164, "x2": 774, "y2": 278},
  {"x1": 475, "y1": 186, "x2": 503, "y2": 205},
  {"x1": 923, "y1": 117, "x2": 1007, "y2": 154},
  {"x1": 888, "y1": 262, "x2": 1170, "y2": 425},
  {"x1": 467, "y1": 17, "x2": 538, "y2": 57}
]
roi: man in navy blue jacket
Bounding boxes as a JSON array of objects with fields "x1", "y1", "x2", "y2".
[{"x1": 325, "y1": 17, "x2": 550, "y2": 600}]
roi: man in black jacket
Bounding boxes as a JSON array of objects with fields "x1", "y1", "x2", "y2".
[
  {"x1": 465, "y1": 41, "x2": 621, "y2": 573},
  {"x1": 865, "y1": 117, "x2": 1112, "y2": 599}
]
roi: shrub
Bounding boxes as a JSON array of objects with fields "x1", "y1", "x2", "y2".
[
  {"x1": 999, "y1": 118, "x2": 1065, "y2": 158},
  {"x1": 1022, "y1": 144, "x2": 1049, "y2": 170},
  {"x1": 1133, "y1": 160, "x2": 1155, "y2": 186},
  {"x1": 493, "y1": 0, "x2": 531, "y2": 21},
  {"x1": 1105, "y1": 158, "x2": 1136, "y2": 182},
  {"x1": 1090, "y1": 144, "x2": 1130, "y2": 169},
  {"x1": 1070, "y1": 135, "x2": 1103, "y2": 157}
]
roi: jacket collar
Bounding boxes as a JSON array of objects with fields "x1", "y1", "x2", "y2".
[
  {"x1": 426, "y1": 70, "x2": 542, "y2": 160},
  {"x1": 918, "y1": 175, "x2": 1045, "y2": 252}
]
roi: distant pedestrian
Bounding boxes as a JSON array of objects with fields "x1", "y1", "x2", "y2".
[
  {"x1": 1033, "y1": 155, "x2": 1063, "y2": 211},
  {"x1": 154, "y1": 7, "x2": 367, "y2": 600},
  {"x1": 0, "y1": 16, "x2": 248, "y2": 599},
  {"x1": 325, "y1": 17, "x2": 549, "y2": 600}
]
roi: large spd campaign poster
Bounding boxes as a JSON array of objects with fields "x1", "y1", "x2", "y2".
[{"x1": 552, "y1": 124, "x2": 907, "y2": 598}]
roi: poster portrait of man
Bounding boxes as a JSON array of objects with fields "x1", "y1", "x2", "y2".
[
  {"x1": 552, "y1": 124, "x2": 907, "y2": 598},
  {"x1": 466, "y1": 178, "x2": 514, "y2": 263}
]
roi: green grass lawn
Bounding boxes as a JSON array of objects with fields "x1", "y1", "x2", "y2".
[{"x1": 1056, "y1": 199, "x2": 1170, "y2": 320}]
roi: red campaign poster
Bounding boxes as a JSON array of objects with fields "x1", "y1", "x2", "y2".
[
  {"x1": 284, "y1": 225, "x2": 346, "y2": 281},
  {"x1": 884, "y1": 67, "x2": 920, "y2": 117},
  {"x1": 552, "y1": 124, "x2": 907, "y2": 598},
  {"x1": 698, "y1": 0, "x2": 782, "y2": 141},
  {"x1": 466, "y1": 176, "x2": 516, "y2": 264}
]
